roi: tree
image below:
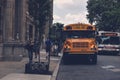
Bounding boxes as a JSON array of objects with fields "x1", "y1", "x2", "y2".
[
  {"x1": 28, "y1": 0, "x2": 52, "y2": 44},
  {"x1": 49, "y1": 23, "x2": 64, "y2": 43},
  {"x1": 49, "y1": 22, "x2": 64, "y2": 52},
  {"x1": 87, "y1": 0, "x2": 120, "y2": 31}
]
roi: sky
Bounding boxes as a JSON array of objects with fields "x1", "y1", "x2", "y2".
[{"x1": 53, "y1": 0, "x2": 89, "y2": 25}]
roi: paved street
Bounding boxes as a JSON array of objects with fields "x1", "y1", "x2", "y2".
[{"x1": 57, "y1": 55, "x2": 120, "y2": 80}]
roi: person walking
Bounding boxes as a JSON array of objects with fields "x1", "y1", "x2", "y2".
[
  {"x1": 45, "y1": 38, "x2": 52, "y2": 54},
  {"x1": 33, "y1": 41, "x2": 40, "y2": 58},
  {"x1": 53, "y1": 43, "x2": 58, "y2": 56},
  {"x1": 24, "y1": 40, "x2": 34, "y2": 63}
]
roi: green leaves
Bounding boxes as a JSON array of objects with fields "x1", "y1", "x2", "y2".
[
  {"x1": 28, "y1": 0, "x2": 52, "y2": 43},
  {"x1": 87, "y1": 0, "x2": 120, "y2": 31},
  {"x1": 49, "y1": 23, "x2": 64, "y2": 42}
]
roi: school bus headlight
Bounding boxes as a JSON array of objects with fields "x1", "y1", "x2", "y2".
[
  {"x1": 90, "y1": 46, "x2": 97, "y2": 50},
  {"x1": 64, "y1": 46, "x2": 71, "y2": 51}
]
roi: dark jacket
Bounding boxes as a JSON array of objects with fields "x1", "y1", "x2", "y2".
[{"x1": 24, "y1": 43, "x2": 34, "y2": 51}]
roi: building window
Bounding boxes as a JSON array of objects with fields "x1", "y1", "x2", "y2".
[{"x1": 14, "y1": 0, "x2": 21, "y2": 40}]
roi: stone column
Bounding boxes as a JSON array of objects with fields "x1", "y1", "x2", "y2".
[
  {"x1": 20, "y1": 0, "x2": 27, "y2": 43},
  {"x1": 4, "y1": 0, "x2": 15, "y2": 42}
]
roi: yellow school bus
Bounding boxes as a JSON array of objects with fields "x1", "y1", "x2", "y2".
[{"x1": 62, "y1": 23, "x2": 98, "y2": 64}]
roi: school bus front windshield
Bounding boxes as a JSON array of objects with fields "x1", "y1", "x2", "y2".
[{"x1": 63, "y1": 31, "x2": 95, "y2": 39}]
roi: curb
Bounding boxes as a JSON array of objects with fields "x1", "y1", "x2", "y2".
[{"x1": 50, "y1": 55, "x2": 62, "y2": 80}]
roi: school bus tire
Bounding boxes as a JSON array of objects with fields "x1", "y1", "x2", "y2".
[
  {"x1": 92, "y1": 53, "x2": 97, "y2": 64},
  {"x1": 63, "y1": 52, "x2": 69, "y2": 65}
]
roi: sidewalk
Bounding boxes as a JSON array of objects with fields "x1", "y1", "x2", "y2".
[
  {"x1": 0, "y1": 73, "x2": 51, "y2": 80},
  {"x1": 0, "y1": 50, "x2": 61, "y2": 80}
]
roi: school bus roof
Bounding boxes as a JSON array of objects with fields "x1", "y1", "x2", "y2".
[
  {"x1": 64, "y1": 23, "x2": 96, "y2": 31},
  {"x1": 65, "y1": 23, "x2": 92, "y2": 26}
]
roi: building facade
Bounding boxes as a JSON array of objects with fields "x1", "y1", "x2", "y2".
[
  {"x1": 0, "y1": 0, "x2": 53, "y2": 61},
  {"x1": 0, "y1": 0, "x2": 35, "y2": 61}
]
